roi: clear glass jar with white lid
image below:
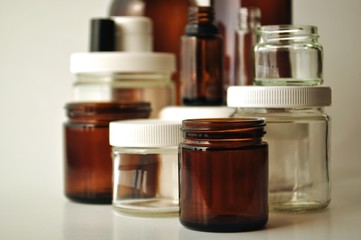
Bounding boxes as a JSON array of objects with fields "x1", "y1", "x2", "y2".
[
  {"x1": 70, "y1": 52, "x2": 176, "y2": 118},
  {"x1": 227, "y1": 86, "x2": 332, "y2": 213},
  {"x1": 109, "y1": 119, "x2": 183, "y2": 216}
]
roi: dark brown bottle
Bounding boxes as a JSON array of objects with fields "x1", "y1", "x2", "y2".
[
  {"x1": 180, "y1": 6, "x2": 224, "y2": 106},
  {"x1": 179, "y1": 118, "x2": 268, "y2": 232},
  {"x1": 64, "y1": 102, "x2": 150, "y2": 204}
]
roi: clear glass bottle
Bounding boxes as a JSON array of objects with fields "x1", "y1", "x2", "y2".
[
  {"x1": 110, "y1": 120, "x2": 183, "y2": 216},
  {"x1": 235, "y1": 7, "x2": 261, "y2": 85},
  {"x1": 180, "y1": 6, "x2": 224, "y2": 106},
  {"x1": 179, "y1": 118, "x2": 268, "y2": 232},
  {"x1": 254, "y1": 25, "x2": 323, "y2": 86},
  {"x1": 64, "y1": 102, "x2": 151, "y2": 204},
  {"x1": 227, "y1": 86, "x2": 332, "y2": 212}
]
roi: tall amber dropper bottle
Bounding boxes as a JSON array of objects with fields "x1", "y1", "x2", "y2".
[{"x1": 180, "y1": 6, "x2": 224, "y2": 106}]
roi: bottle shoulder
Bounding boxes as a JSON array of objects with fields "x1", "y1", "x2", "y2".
[{"x1": 184, "y1": 23, "x2": 219, "y2": 36}]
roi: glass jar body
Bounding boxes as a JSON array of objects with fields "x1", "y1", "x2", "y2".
[
  {"x1": 254, "y1": 25, "x2": 323, "y2": 86},
  {"x1": 231, "y1": 107, "x2": 331, "y2": 212},
  {"x1": 112, "y1": 146, "x2": 179, "y2": 216},
  {"x1": 64, "y1": 102, "x2": 150, "y2": 204},
  {"x1": 73, "y1": 72, "x2": 175, "y2": 118},
  {"x1": 179, "y1": 119, "x2": 268, "y2": 232}
]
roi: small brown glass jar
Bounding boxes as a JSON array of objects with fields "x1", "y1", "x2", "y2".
[
  {"x1": 179, "y1": 118, "x2": 268, "y2": 232},
  {"x1": 64, "y1": 102, "x2": 151, "y2": 204}
]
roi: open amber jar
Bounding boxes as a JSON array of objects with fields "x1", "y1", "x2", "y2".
[
  {"x1": 64, "y1": 102, "x2": 151, "y2": 204},
  {"x1": 179, "y1": 118, "x2": 268, "y2": 232}
]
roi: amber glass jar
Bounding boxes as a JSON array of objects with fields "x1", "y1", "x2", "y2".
[
  {"x1": 179, "y1": 118, "x2": 268, "y2": 232},
  {"x1": 64, "y1": 102, "x2": 151, "y2": 204}
]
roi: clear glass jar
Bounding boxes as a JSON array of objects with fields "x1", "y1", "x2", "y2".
[
  {"x1": 109, "y1": 120, "x2": 183, "y2": 216},
  {"x1": 254, "y1": 25, "x2": 323, "y2": 86},
  {"x1": 64, "y1": 102, "x2": 151, "y2": 204},
  {"x1": 179, "y1": 118, "x2": 268, "y2": 232},
  {"x1": 227, "y1": 86, "x2": 332, "y2": 212},
  {"x1": 70, "y1": 52, "x2": 176, "y2": 118}
]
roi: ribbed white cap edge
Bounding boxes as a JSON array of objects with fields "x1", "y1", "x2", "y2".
[
  {"x1": 227, "y1": 86, "x2": 332, "y2": 107},
  {"x1": 70, "y1": 52, "x2": 176, "y2": 73},
  {"x1": 109, "y1": 119, "x2": 183, "y2": 147}
]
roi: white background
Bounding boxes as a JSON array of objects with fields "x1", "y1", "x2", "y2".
[{"x1": 0, "y1": 0, "x2": 361, "y2": 239}]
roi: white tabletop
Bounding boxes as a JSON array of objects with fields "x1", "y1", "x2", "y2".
[{"x1": 1, "y1": 161, "x2": 360, "y2": 240}]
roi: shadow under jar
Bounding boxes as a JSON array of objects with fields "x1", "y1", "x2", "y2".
[
  {"x1": 64, "y1": 102, "x2": 151, "y2": 204},
  {"x1": 179, "y1": 118, "x2": 268, "y2": 232}
]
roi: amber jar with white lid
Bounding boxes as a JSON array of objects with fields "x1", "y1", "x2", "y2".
[
  {"x1": 109, "y1": 119, "x2": 183, "y2": 216},
  {"x1": 227, "y1": 86, "x2": 332, "y2": 212}
]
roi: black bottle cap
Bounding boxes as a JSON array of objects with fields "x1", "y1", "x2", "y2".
[{"x1": 90, "y1": 18, "x2": 116, "y2": 52}]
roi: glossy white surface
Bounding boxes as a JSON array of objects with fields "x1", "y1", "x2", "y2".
[
  {"x1": 1, "y1": 0, "x2": 361, "y2": 239},
  {"x1": 1, "y1": 163, "x2": 360, "y2": 239}
]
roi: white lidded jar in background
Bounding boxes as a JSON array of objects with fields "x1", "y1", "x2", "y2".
[
  {"x1": 70, "y1": 17, "x2": 176, "y2": 118},
  {"x1": 227, "y1": 86, "x2": 332, "y2": 213}
]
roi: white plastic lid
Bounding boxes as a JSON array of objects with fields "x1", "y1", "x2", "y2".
[
  {"x1": 109, "y1": 119, "x2": 183, "y2": 147},
  {"x1": 227, "y1": 86, "x2": 332, "y2": 107},
  {"x1": 159, "y1": 106, "x2": 235, "y2": 122},
  {"x1": 70, "y1": 52, "x2": 176, "y2": 74},
  {"x1": 111, "y1": 16, "x2": 152, "y2": 52}
]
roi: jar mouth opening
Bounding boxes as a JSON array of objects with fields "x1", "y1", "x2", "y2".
[
  {"x1": 181, "y1": 118, "x2": 266, "y2": 140},
  {"x1": 258, "y1": 25, "x2": 319, "y2": 41},
  {"x1": 182, "y1": 118, "x2": 265, "y2": 129}
]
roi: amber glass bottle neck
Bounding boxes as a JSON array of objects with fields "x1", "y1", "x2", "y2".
[
  {"x1": 188, "y1": 6, "x2": 214, "y2": 24},
  {"x1": 185, "y1": 6, "x2": 218, "y2": 35}
]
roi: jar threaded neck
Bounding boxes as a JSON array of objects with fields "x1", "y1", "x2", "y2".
[
  {"x1": 258, "y1": 25, "x2": 319, "y2": 42},
  {"x1": 182, "y1": 118, "x2": 266, "y2": 143}
]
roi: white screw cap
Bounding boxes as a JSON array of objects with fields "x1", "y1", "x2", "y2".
[{"x1": 227, "y1": 86, "x2": 332, "y2": 108}]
